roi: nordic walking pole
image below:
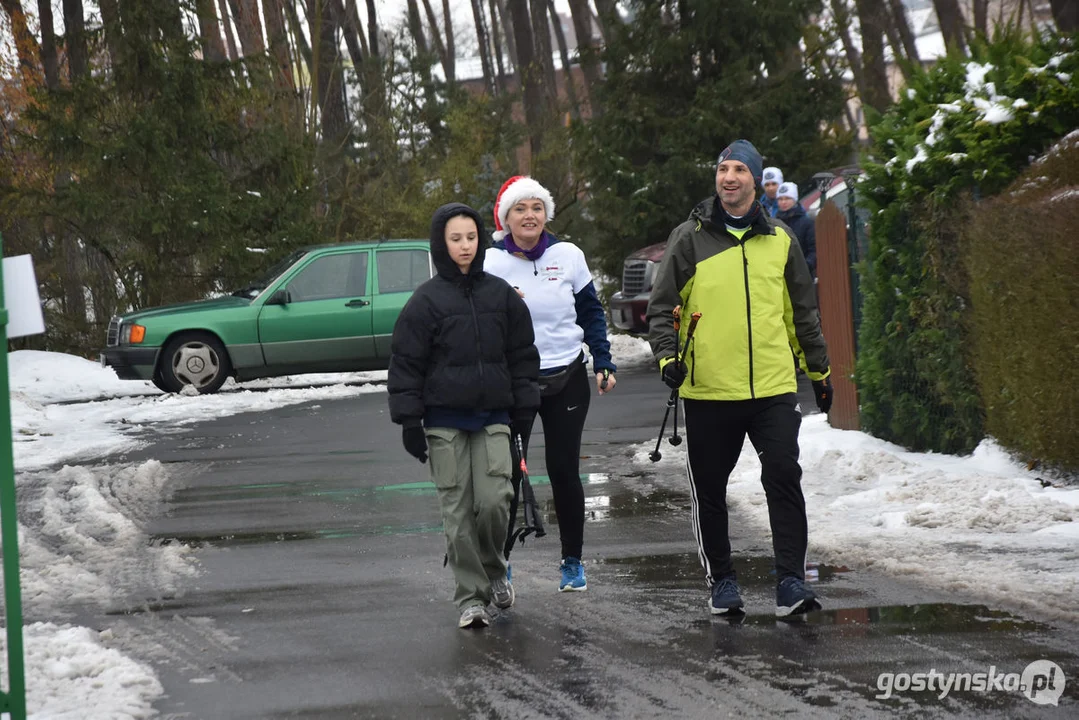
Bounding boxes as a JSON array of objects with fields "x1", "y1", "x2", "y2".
[
  {"x1": 649, "y1": 310, "x2": 701, "y2": 462},
  {"x1": 669, "y1": 388, "x2": 682, "y2": 446}
]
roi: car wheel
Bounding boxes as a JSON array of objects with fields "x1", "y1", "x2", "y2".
[
  {"x1": 159, "y1": 333, "x2": 232, "y2": 394},
  {"x1": 151, "y1": 372, "x2": 173, "y2": 394}
]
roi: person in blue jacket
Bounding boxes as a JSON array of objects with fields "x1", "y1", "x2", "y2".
[
  {"x1": 484, "y1": 175, "x2": 618, "y2": 595},
  {"x1": 776, "y1": 182, "x2": 817, "y2": 276}
]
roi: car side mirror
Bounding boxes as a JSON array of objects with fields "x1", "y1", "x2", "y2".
[{"x1": 266, "y1": 289, "x2": 290, "y2": 306}]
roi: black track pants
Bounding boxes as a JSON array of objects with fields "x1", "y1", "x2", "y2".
[
  {"x1": 517, "y1": 361, "x2": 590, "y2": 560},
  {"x1": 683, "y1": 393, "x2": 806, "y2": 586}
]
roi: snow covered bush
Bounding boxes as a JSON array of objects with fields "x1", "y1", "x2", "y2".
[{"x1": 856, "y1": 30, "x2": 1079, "y2": 456}]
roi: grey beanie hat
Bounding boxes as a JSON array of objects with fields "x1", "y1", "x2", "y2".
[{"x1": 717, "y1": 139, "x2": 763, "y2": 187}]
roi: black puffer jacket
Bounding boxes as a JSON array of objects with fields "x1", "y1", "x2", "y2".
[{"x1": 388, "y1": 203, "x2": 540, "y2": 426}]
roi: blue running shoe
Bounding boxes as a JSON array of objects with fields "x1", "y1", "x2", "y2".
[
  {"x1": 559, "y1": 557, "x2": 587, "y2": 592},
  {"x1": 709, "y1": 577, "x2": 744, "y2": 615},
  {"x1": 776, "y1": 576, "x2": 821, "y2": 617}
]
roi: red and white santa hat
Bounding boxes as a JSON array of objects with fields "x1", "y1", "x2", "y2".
[{"x1": 492, "y1": 175, "x2": 555, "y2": 241}]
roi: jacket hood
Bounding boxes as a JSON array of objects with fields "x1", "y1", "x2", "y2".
[{"x1": 430, "y1": 202, "x2": 487, "y2": 280}]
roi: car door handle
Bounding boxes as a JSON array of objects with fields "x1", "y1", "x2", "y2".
[{"x1": 345, "y1": 299, "x2": 370, "y2": 307}]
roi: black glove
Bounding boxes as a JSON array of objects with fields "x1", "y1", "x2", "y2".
[
  {"x1": 661, "y1": 358, "x2": 687, "y2": 390},
  {"x1": 812, "y1": 376, "x2": 833, "y2": 414},
  {"x1": 402, "y1": 425, "x2": 428, "y2": 463},
  {"x1": 511, "y1": 410, "x2": 534, "y2": 438}
]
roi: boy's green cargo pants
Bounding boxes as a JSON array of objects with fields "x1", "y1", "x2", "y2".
[{"x1": 426, "y1": 424, "x2": 514, "y2": 610}]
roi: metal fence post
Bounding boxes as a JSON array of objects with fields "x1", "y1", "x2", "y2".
[{"x1": 0, "y1": 231, "x2": 28, "y2": 720}]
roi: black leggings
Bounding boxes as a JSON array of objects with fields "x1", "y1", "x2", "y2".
[{"x1": 518, "y1": 361, "x2": 591, "y2": 560}]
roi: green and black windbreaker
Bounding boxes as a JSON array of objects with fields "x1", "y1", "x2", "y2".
[{"x1": 646, "y1": 198, "x2": 830, "y2": 401}]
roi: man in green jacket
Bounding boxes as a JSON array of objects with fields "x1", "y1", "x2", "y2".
[{"x1": 646, "y1": 139, "x2": 833, "y2": 618}]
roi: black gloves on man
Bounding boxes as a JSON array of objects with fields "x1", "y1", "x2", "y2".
[
  {"x1": 662, "y1": 359, "x2": 687, "y2": 390},
  {"x1": 812, "y1": 376, "x2": 834, "y2": 414},
  {"x1": 401, "y1": 424, "x2": 427, "y2": 463}
]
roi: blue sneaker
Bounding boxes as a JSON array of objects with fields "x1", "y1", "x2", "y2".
[
  {"x1": 709, "y1": 577, "x2": 744, "y2": 615},
  {"x1": 559, "y1": 557, "x2": 587, "y2": 592},
  {"x1": 776, "y1": 576, "x2": 821, "y2": 617}
]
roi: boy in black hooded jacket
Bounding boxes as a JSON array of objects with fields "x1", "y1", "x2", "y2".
[{"x1": 388, "y1": 203, "x2": 540, "y2": 629}]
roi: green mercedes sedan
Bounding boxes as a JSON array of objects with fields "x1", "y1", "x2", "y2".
[{"x1": 100, "y1": 240, "x2": 432, "y2": 394}]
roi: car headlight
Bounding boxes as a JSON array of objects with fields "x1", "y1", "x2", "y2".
[{"x1": 128, "y1": 324, "x2": 146, "y2": 344}]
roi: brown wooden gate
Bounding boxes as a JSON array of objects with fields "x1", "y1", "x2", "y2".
[{"x1": 814, "y1": 201, "x2": 860, "y2": 430}]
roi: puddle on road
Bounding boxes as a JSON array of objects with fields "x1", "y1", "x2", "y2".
[
  {"x1": 150, "y1": 521, "x2": 444, "y2": 548},
  {"x1": 167, "y1": 472, "x2": 617, "y2": 503},
  {"x1": 709, "y1": 602, "x2": 1049, "y2": 634},
  {"x1": 601, "y1": 552, "x2": 850, "y2": 589}
]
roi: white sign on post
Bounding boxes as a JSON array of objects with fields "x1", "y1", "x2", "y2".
[{"x1": 3, "y1": 254, "x2": 46, "y2": 338}]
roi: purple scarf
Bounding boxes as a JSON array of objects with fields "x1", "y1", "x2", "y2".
[{"x1": 503, "y1": 230, "x2": 550, "y2": 261}]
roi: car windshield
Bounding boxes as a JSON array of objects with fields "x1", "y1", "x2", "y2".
[{"x1": 231, "y1": 249, "x2": 308, "y2": 299}]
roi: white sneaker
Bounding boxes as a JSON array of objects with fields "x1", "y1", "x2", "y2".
[
  {"x1": 491, "y1": 574, "x2": 515, "y2": 609},
  {"x1": 458, "y1": 604, "x2": 489, "y2": 629}
]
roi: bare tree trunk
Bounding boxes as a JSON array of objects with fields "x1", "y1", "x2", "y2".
[
  {"x1": 442, "y1": 0, "x2": 456, "y2": 79},
  {"x1": 530, "y1": 0, "x2": 557, "y2": 105},
  {"x1": 97, "y1": 0, "x2": 124, "y2": 69},
  {"x1": 263, "y1": 0, "x2": 296, "y2": 88},
  {"x1": 829, "y1": 0, "x2": 867, "y2": 111},
  {"x1": 406, "y1": 0, "x2": 429, "y2": 55},
  {"x1": 971, "y1": 0, "x2": 989, "y2": 34},
  {"x1": 593, "y1": 0, "x2": 620, "y2": 39},
  {"x1": 470, "y1": 0, "x2": 495, "y2": 94},
  {"x1": 231, "y1": 0, "x2": 267, "y2": 55},
  {"x1": 420, "y1": 0, "x2": 451, "y2": 82},
  {"x1": 853, "y1": 0, "x2": 891, "y2": 113},
  {"x1": 218, "y1": 0, "x2": 241, "y2": 61},
  {"x1": 548, "y1": 0, "x2": 578, "y2": 117},
  {"x1": 508, "y1": 0, "x2": 543, "y2": 160},
  {"x1": 887, "y1": 0, "x2": 920, "y2": 65},
  {"x1": 62, "y1": 0, "x2": 88, "y2": 80},
  {"x1": 1049, "y1": 0, "x2": 1078, "y2": 31},
  {"x1": 864, "y1": 0, "x2": 912, "y2": 81},
  {"x1": 284, "y1": 0, "x2": 312, "y2": 72},
  {"x1": 567, "y1": 0, "x2": 601, "y2": 115},
  {"x1": 332, "y1": 0, "x2": 365, "y2": 73},
  {"x1": 343, "y1": 0, "x2": 370, "y2": 59},
  {"x1": 932, "y1": 0, "x2": 968, "y2": 54},
  {"x1": 365, "y1": 0, "x2": 380, "y2": 58},
  {"x1": 496, "y1": 0, "x2": 517, "y2": 70},
  {"x1": 37, "y1": 0, "x2": 59, "y2": 87},
  {"x1": 195, "y1": 0, "x2": 228, "y2": 63},
  {"x1": 309, "y1": 0, "x2": 349, "y2": 161},
  {"x1": 489, "y1": 0, "x2": 507, "y2": 91}
]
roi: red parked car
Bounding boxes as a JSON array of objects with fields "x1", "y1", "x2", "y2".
[{"x1": 608, "y1": 242, "x2": 667, "y2": 335}]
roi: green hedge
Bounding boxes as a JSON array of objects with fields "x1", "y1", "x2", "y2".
[
  {"x1": 857, "y1": 31, "x2": 1079, "y2": 454},
  {"x1": 965, "y1": 135, "x2": 1079, "y2": 472}
]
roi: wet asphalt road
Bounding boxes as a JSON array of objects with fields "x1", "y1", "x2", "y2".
[{"x1": 106, "y1": 371, "x2": 1077, "y2": 719}]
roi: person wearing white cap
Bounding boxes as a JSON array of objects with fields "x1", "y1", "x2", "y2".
[
  {"x1": 776, "y1": 181, "x2": 816, "y2": 276},
  {"x1": 760, "y1": 166, "x2": 784, "y2": 217},
  {"x1": 484, "y1": 175, "x2": 618, "y2": 596}
]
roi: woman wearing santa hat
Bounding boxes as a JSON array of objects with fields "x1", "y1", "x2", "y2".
[{"x1": 484, "y1": 175, "x2": 618, "y2": 595}]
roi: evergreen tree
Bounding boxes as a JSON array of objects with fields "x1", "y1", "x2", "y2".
[{"x1": 574, "y1": 0, "x2": 849, "y2": 279}]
